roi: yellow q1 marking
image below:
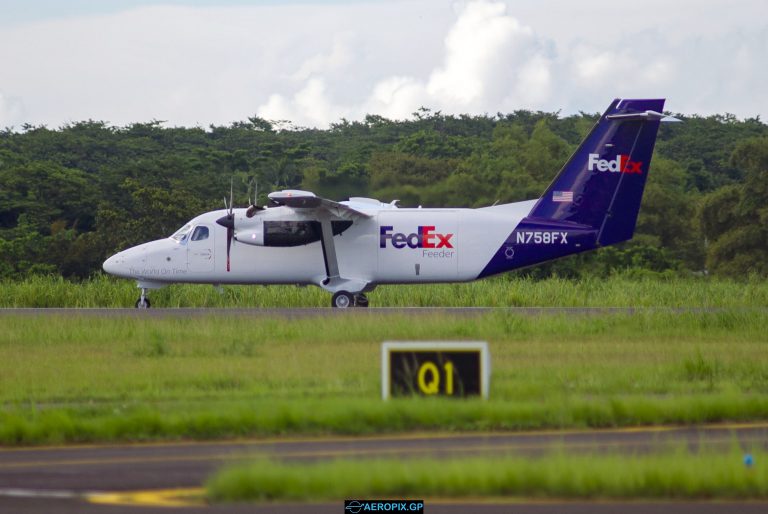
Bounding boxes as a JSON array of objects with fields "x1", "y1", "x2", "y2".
[
  {"x1": 417, "y1": 361, "x2": 440, "y2": 394},
  {"x1": 444, "y1": 361, "x2": 454, "y2": 395}
]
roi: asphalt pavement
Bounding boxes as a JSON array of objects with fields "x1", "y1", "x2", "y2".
[{"x1": 1, "y1": 423, "x2": 767, "y2": 513}]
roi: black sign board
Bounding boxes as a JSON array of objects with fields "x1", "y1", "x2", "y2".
[{"x1": 381, "y1": 342, "x2": 489, "y2": 399}]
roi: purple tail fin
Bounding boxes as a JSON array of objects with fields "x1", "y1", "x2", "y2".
[
  {"x1": 479, "y1": 98, "x2": 665, "y2": 278},
  {"x1": 530, "y1": 98, "x2": 664, "y2": 244}
]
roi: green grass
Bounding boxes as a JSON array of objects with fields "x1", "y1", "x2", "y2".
[
  {"x1": 3, "y1": 395, "x2": 768, "y2": 446},
  {"x1": 1, "y1": 310, "x2": 767, "y2": 444},
  {"x1": 206, "y1": 450, "x2": 768, "y2": 501},
  {"x1": 3, "y1": 274, "x2": 768, "y2": 307}
]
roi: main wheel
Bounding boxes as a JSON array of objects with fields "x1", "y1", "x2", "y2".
[
  {"x1": 135, "y1": 297, "x2": 151, "y2": 309},
  {"x1": 331, "y1": 291, "x2": 354, "y2": 308},
  {"x1": 354, "y1": 293, "x2": 369, "y2": 308}
]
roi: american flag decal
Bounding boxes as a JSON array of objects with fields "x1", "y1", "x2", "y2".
[{"x1": 553, "y1": 191, "x2": 573, "y2": 202}]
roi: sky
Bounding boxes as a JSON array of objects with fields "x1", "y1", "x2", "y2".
[{"x1": 0, "y1": 0, "x2": 766, "y2": 128}]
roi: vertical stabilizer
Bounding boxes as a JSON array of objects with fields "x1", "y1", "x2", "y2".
[
  {"x1": 479, "y1": 98, "x2": 665, "y2": 278},
  {"x1": 529, "y1": 98, "x2": 664, "y2": 245}
]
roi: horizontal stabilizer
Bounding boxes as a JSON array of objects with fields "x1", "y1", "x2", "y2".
[{"x1": 607, "y1": 110, "x2": 680, "y2": 123}]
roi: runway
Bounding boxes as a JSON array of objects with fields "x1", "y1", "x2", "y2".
[
  {"x1": 0, "y1": 306, "x2": 758, "y2": 317},
  {"x1": 1, "y1": 423, "x2": 767, "y2": 513}
]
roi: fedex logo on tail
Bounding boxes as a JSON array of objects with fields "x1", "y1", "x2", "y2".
[
  {"x1": 588, "y1": 154, "x2": 643, "y2": 174},
  {"x1": 380, "y1": 226, "x2": 454, "y2": 249}
]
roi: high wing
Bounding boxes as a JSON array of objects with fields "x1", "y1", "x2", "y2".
[{"x1": 267, "y1": 190, "x2": 373, "y2": 219}]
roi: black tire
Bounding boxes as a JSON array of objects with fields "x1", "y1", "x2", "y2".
[
  {"x1": 354, "y1": 293, "x2": 369, "y2": 308},
  {"x1": 135, "y1": 297, "x2": 151, "y2": 309},
  {"x1": 331, "y1": 291, "x2": 354, "y2": 308}
]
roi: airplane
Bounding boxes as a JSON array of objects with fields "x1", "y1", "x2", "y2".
[{"x1": 103, "y1": 98, "x2": 675, "y2": 308}]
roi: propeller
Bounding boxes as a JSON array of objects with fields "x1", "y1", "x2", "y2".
[
  {"x1": 216, "y1": 178, "x2": 267, "y2": 271},
  {"x1": 215, "y1": 179, "x2": 235, "y2": 272}
]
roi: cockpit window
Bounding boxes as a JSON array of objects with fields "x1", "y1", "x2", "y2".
[
  {"x1": 191, "y1": 226, "x2": 209, "y2": 242},
  {"x1": 170, "y1": 224, "x2": 193, "y2": 242}
]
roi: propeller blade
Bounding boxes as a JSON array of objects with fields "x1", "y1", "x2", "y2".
[
  {"x1": 229, "y1": 177, "x2": 234, "y2": 216},
  {"x1": 226, "y1": 227, "x2": 233, "y2": 272},
  {"x1": 218, "y1": 177, "x2": 238, "y2": 271},
  {"x1": 216, "y1": 214, "x2": 235, "y2": 273}
]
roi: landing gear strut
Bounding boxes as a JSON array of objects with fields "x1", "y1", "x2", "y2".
[
  {"x1": 135, "y1": 288, "x2": 151, "y2": 309},
  {"x1": 354, "y1": 293, "x2": 369, "y2": 307}
]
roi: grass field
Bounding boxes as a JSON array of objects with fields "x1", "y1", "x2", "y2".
[
  {"x1": 3, "y1": 274, "x2": 768, "y2": 307},
  {"x1": 1, "y1": 309, "x2": 767, "y2": 444},
  {"x1": 206, "y1": 449, "x2": 768, "y2": 501}
]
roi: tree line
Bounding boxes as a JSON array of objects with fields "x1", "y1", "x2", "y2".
[{"x1": 0, "y1": 108, "x2": 766, "y2": 279}]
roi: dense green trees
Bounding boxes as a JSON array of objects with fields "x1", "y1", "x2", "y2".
[
  {"x1": 0, "y1": 110, "x2": 765, "y2": 279},
  {"x1": 700, "y1": 136, "x2": 768, "y2": 276}
]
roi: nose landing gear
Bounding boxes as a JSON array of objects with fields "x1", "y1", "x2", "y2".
[{"x1": 135, "y1": 288, "x2": 151, "y2": 309}]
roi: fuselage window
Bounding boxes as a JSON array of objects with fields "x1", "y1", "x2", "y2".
[
  {"x1": 263, "y1": 220, "x2": 353, "y2": 247},
  {"x1": 264, "y1": 221, "x2": 321, "y2": 247},
  {"x1": 191, "y1": 226, "x2": 209, "y2": 242}
]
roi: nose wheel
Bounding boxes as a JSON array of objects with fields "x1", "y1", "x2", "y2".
[{"x1": 135, "y1": 288, "x2": 151, "y2": 309}]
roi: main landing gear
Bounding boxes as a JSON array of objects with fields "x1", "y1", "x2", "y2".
[
  {"x1": 331, "y1": 291, "x2": 369, "y2": 308},
  {"x1": 135, "y1": 288, "x2": 151, "y2": 309}
]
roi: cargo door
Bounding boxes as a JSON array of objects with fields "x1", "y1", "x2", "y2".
[{"x1": 377, "y1": 211, "x2": 458, "y2": 282}]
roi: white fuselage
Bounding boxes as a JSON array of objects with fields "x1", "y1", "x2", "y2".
[{"x1": 103, "y1": 199, "x2": 536, "y2": 290}]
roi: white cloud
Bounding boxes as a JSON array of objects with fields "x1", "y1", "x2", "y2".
[
  {"x1": 512, "y1": 54, "x2": 551, "y2": 106},
  {"x1": 0, "y1": 91, "x2": 25, "y2": 128},
  {"x1": 573, "y1": 48, "x2": 615, "y2": 86},
  {"x1": 365, "y1": 76, "x2": 428, "y2": 120},
  {"x1": 259, "y1": 77, "x2": 351, "y2": 127},
  {"x1": 291, "y1": 34, "x2": 356, "y2": 82},
  {"x1": 0, "y1": 0, "x2": 765, "y2": 128},
  {"x1": 261, "y1": 0, "x2": 552, "y2": 123},
  {"x1": 425, "y1": 0, "x2": 530, "y2": 107}
]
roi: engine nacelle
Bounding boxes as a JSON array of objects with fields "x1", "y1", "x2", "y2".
[{"x1": 234, "y1": 226, "x2": 264, "y2": 246}]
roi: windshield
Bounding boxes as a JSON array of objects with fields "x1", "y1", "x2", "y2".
[{"x1": 170, "y1": 223, "x2": 193, "y2": 242}]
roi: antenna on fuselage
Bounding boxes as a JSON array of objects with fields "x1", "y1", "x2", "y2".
[{"x1": 246, "y1": 178, "x2": 265, "y2": 218}]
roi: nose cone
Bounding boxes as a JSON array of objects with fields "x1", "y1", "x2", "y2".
[
  {"x1": 103, "y1": 247, "x2": 142, "y2": 278},
  {"x1": 102, "y1": 254, "x2": 122, "y2": 276}
]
